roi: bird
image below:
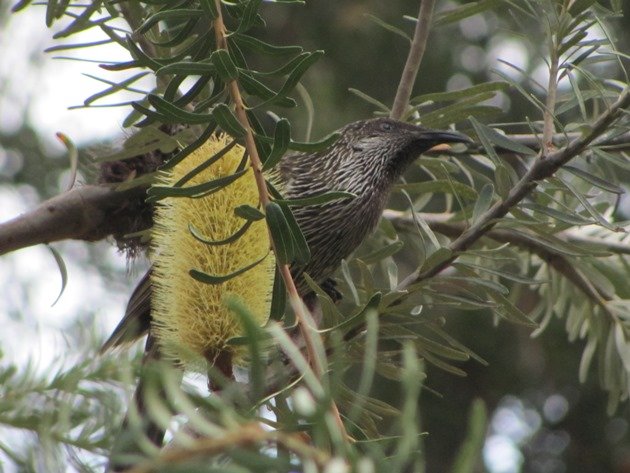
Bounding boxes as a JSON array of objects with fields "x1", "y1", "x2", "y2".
[{"x1": 103, "y1": 117, "x2": 471, "y2": 468}]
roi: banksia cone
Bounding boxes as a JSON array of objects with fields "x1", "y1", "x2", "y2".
[{"x1": 150, "y1": 135, "x2": 275, "y2": 370}]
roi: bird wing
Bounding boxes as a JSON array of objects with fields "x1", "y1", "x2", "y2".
[{"x1": 100, "y1": 269, "x2": 152, "y2": 352}]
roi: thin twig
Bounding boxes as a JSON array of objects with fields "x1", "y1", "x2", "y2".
[
  {"x1": 211, "y1": 0, "x2": 346, "y2": 437},
  {"x1": 390, "y1": 0, "x2": 437, "y2": 120},
  {"x1": 385, "y1": 210, "x2": 614, "y2": 312},
  {"x1": 125, "y1": 423, "x2": 332, "y2": 473},
  {"x1": 541, "y1": 27, "x2": 560, "y2": 153},
  {"x1": 396, "y1": 87, "x2": 630, "y2": 289}
]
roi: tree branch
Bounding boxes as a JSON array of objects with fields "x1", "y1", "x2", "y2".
[
  {"x1": 396, "y1": 87, "x2": 630, "y2": 289},
  {"x1": 385, "y1": 210, "x2": 614, "y2": 312},
  {"x1": 3, "y1": 124, "x2": 630, "y2": 259},
  {"x1": 0, "y1": 185, "x2": 145, "y2": 256},
  {"x1": 390, "y1": 0, "x2": 437, "y2": 120}
]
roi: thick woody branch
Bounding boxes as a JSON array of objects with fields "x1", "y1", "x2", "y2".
[
  {"x1": 0, "y1": 185, "x2": 145, "y2": 256},
  {"x1": 397, "y1": 87, "x2": 630, "y2": 289}
]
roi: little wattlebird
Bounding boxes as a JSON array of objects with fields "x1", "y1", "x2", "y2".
[{"x1": 103, "y1": 117, "x2": 471, "y2": 468}]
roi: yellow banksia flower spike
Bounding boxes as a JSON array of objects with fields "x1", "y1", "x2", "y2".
[{"x1": 150, "y1": 134, "x2": 275, "y2": 370}]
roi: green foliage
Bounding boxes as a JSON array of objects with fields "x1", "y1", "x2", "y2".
[{"x1": 3, "y1": 0, "x2": 630, "y2": 471}]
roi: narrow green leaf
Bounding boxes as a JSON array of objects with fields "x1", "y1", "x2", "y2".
[
  {"x1": 151, "y1": 18, "x2": 201, "y2": 48},
  {"x1": 45, "y1": 39, "x2": 112, "y2": 52},
  {"x1": 274, "y1": 191, "x2": 356, "y2": 207},
  {"x1": 280, "y1": 203, "x2": 311, "y2": 265},
  {"x1": 266, "y1": 202, "x2": 294, "y2": 265},
  {"x1": 130, "y1": 101, "x2": 166, "y2": 125},
  {"x1": 55, "y1": 132, "x2": 78, "y2": 191},
  {"x1": 12, "y1": 0, "x2": 33, "y2": 12},
  {"x1": 188, "y1": 220, "x2": 253, "y2": 246},
  {"x1": 559, "y1": 178, "x2": 619, "y2": 231},
  {"x1": 156, "y1": 61, "x2": 216, "y2": 75},
  {"x1": 288, "y1": 131, "x2": 341, "y2": 152},
  {"x1": 174, "y1": 140, "x2": 238, "y2": 187},
  {"x1": 452, "y1": 262, "x2": 543, "y2": 285},
  {"x1": 413, "y1": 82, "x2": 509, "y2": 104},
  {"x1": 161, "y1": 123, "x2": 217, "y2": 170},
  {"x1": 199, "y1": 0, "x2": 218, "y2": 18},
  {"x1": 434, "y1": 0, "x2": 502, "y2": 26},
  {"x1": 348, "y1": 88, "x2": 391, "y2": 112},
  {"x1": 232, "y1": 33, "x2": 303, "y2": 56},
  {"x1": 262, "y1": 119, "x2": 291, "y2": 171},
  {"x1": 472, "y1": 183, "x2": 494, "y2": 224},
  {"x1": 213, "y1": 103, "x2": 247, "y2": 137},
  {"x1": 416, "y1": 334, "x2": 470, "y2": 361},
  {"x1": 397, "y1": 180, "x2": 478, "y2": 200},
  {"x1": 490, "y1": 293, "x2": 537, "y2": 326},
  {"x1": 239, "y1": 73, "x2": 296, "y2": 107},
  {"x1": 47, "y1": 245, "x2": 67, "y2": 307},
  {"x1": 146, "y1": 95, "x2": 215, "y2": 124},
  {"x1": 521, "y1": 202, "x2": 593, "y2": 225},
  {"x1": 137, "y1": 9, "x2": 204, "y2": 34},
  {"x1": 189, "y1": 252, "x2": 269, "y2": 284},
  {"x1": 276, "y1": 51, "x2": 324, "y2": 96},
  {"x1": 211, "y1": 49, "x2": 240, "y2": 81},
  {"x1": 471, "y1": 118, "x2": 536, "y2": 156},
  {"x1": 269, "y1": 266, "x2": 286, "y2": 321},
  {"x1": 422, "y1": 105, "x2": 501, "y2": 129},
  {"x1": 250, "y1": 53, "x2": 313, "y2": 77},
  {"x1": 359, "y1": 241, "x2": 405, "y2": 265},
  {"x1": 563, "y1": 165, "x2": 624, "y2": 194},
  {"x1": 365, "y1": 14, "x2": 411, "y2": 42},
  {"x1": 225, "y1": 296, "x2": 266, "y2": 398},
  {"x1": 469, "y1": 116, "x2": 502, "y2": 165},
  {"x1": 321, "y1": 292, "x2": 382, "y2": 333},
  {"x1": 492, "y1": 68, "x2": 547, "y2": 113},
  {"x1": 451, "y1": 399, "x2": 488, "y2": 473},
  {"x1": 235, "y1": 205, "x2": 265, "y2": 221},
  {"x1": 234, "y1": 0, "x2": 263, "y2": 34},
  {"x1": 420, "y1": 248, "x2": 453, "y2": 273},
  {"x1": 340, "y1": 259, "x2": 360, "y2": 306},
  {"x1": 125, "y1": 36, "x2": 163, "y2": 71},
  {"x1": 148, "y1": 169, "x2": 247, "y2": 200},
  {"x1": 82, "y1": 72, "x2": 149, "y2": 106},
  {"x1": 593, "y1": 148, "x2": 630, "y2": 171}
]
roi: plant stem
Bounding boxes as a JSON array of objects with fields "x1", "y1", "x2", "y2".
[
  {"x1": 542, "y1": 39, "x2": 559, "y2": 153},
  {"x1": 390, "y1": 0, "x2": 437, "y2": 120},
  {"x1": 211, "y1": 0, "x2": 347, "y2": 438}
]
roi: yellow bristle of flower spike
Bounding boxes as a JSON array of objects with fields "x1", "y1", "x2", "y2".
[{"x1": 151, "y1": 134, "x2": 275, "y2": 370}]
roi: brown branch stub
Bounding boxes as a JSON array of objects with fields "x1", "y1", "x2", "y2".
[
  {"x1": 0, "y1": 185, "x2": 147, "y2": 256},
  {"x1": 124, "y1": 423, "x2": 332, "y2": 473},
  {"x1": 390, "y1": 0, "x2": 437, "y2": 120}
]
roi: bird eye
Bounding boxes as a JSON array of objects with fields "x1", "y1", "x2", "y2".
[{"x1": 380, "y1": 121, "x2": 393, "y2": 131}]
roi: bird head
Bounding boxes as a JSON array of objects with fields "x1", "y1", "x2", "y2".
[{"x1": 333, "y1": 117, "x2": 472, "y2": 191}]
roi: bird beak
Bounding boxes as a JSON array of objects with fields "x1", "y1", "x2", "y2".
[{"x1": 420, "y1": 129, "x2": 473, "y2": 152}]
